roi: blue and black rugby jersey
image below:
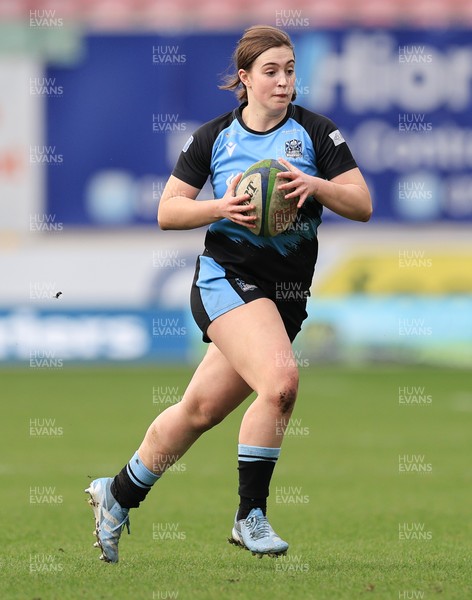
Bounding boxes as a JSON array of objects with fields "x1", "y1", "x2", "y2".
[{"x1": 172, "y1": 103, "x2": 357, "y2": 298}]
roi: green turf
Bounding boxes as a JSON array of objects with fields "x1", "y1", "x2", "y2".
[{"x1": 1, "y1": 364, "x2": 471, "y2": 600}]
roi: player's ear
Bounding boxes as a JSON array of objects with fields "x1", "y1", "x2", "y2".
[{"x1": 238, "y1": 69, "x2": 250, "y2": 88}]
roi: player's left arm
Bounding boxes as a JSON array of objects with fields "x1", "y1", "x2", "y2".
[{"x1": 277, "y1": 161, "x2": 372, "y2": 222}]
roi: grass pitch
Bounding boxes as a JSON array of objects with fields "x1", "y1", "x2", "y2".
[{"x1": 1, "y1": 364, "x2": 471, "y2": 599}]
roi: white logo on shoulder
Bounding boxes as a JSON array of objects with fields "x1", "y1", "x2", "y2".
[
  {"x1": 226, "y1": 141, "x2": 237, "y2": 157},
  {"x1": 182, "y1": 135, "x2": 194, "y2": 152},
  {"x1": 329, "y1": 130, "x2": 345, "y2": 147}
]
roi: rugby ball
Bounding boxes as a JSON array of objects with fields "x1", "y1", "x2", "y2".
[{"x1": 236, "y1": 159, "x2": 298, "y2": 237}]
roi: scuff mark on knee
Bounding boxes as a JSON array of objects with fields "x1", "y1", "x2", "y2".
[{"x1": 278, "y1": 388, "x2": 297, "y2": 415}]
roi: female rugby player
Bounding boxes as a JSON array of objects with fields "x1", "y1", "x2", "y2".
[{"x1": 86, "y1": 25, "x2": 371, "y2": 563}]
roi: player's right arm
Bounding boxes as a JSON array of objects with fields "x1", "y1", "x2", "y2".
[{"x1": 158, "y1": 174, "x2": 256, "y2": 231}]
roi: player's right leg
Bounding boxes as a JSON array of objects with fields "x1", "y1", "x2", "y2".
[
  {"x1": 85, "y1": 342, "x2": 252, "y2": 563},
  {"x1": 137, "y1": 342, "x2": 252, "y2": 474},
  {"x1": 85, "y1": 477, "x2": 130, "y2": 563}
]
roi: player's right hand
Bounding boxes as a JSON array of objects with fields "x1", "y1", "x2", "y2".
[{"x1": 217, "y1": 173, "x2": 257, "y2": 228}]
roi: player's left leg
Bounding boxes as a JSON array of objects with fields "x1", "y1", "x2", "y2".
[{"x1": 207, "y1": 297, "x2": 298, "y2": 556}]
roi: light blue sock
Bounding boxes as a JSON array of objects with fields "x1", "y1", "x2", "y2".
[
  {"x1": 238, "y1": 444, "x2": 281, "y2": 463},
  {"x1": 126, "y1": 451, "x2": 161, "y2": 490}
]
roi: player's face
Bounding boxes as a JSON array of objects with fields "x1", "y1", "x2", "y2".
[{"x1": 239, "y1": 46, "x2": 295, "y2": 115}]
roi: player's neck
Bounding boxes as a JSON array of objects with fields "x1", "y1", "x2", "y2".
[{"x1": 241, "y1": 104, "x2": 287, "y2": 133}]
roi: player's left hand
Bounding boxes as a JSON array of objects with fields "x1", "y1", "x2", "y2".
[{"x1": 276, "y1": 158, "x2": 316, "y2": 208}]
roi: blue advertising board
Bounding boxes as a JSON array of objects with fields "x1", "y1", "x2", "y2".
[
  {"x1": 46, "y1": 29, "x2": 472, "y2": 225},
  {"x1": 0, "y1": 308, "x2": 193, "y2": 363}
]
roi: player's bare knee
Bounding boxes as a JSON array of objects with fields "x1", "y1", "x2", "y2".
[
  {"x1": 278, "y1": 378, "x2": 298, "y2": 415},
  {"x1": 265, "y1": 370, "x2": 298, "y2": 415},
  {"x1": 277, "y1": 386, "x2": 297, "y2": 415}
]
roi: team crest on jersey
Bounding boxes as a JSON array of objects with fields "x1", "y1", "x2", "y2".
[{"x1": 285, "y1": 139, "x2": 303, "y2": 158}]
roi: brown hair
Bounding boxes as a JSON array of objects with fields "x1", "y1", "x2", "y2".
[{"x1": 220, "y1": 25, "x2": 296, "y2": 103}]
